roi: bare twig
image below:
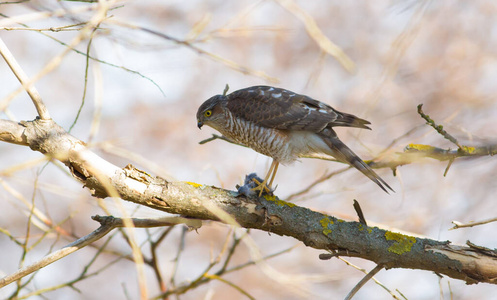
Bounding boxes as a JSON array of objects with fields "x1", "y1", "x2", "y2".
[
  {"x1": 147, "y1": 226, "x2": 175, "y2": 294},
  {"x1": 68, "y1": 24, "x2": 99, "y2": 134},
  {"x1": 169, "y1": 226, "x2": 187, "y2": 290},
  {"x1": 275, "y1": 0, "x2": 355, "y2": 72},
  {"x1": 0, "y1": 215, "x2": 199, "y2": 289},
  {"x1": 160, "y1": 229, "x2": 235, "y2": 298},
  {"x1": 0, "y1": 2, "x2": 106, "y2": 27},
  {"x1": 204, "y1": 273, "x2": 255, "y2": 300},
  {"x1": 345, "y1": 264, "x2": 384, "y2": 300},
  {"x1": 363, "y1": 0, "x2": 429, "y2": 114},
  {"x1": 338, "y1": 258, "x2": 401, "y2": 299},
  {"x1": 286, "y1": 167, "x2": 349, "y2": 200},
  {"x1": 353, "y1": 200, "x2": 367, "y2": 226},
  {"x1": 1, "y1": 23, "x2": 86, "y2": 32},
  {"x1": 199, "y1": 134, "x2": 238, "y2": 145},
  {"x1": 0, "y1": 218, "x2": 114, "y2": 288},
  {"x1": 0, "y1": 1, "x2": 117, "y2": 123},
  {"x1": 109, "y1": 20, "x2": 279, "y2": 83},
  {"x1": 158, "y1": 244, "x2": 297, "y2": 299},
  {"x1": 451, "y1": 217, "x2": 497, "y2": 230},
  {"x1": 0, "y1": 38, "x2": 50, "y2": 120},
  {"x1": 223, "y1": 84, "x2": 230, "y2": 96},
  {"x1": 417, "y1": 104, "x2": 462, "y2": 149},
  {"x1": 0, "y1": 12, "x2": 166, "y2": 99},
  {"x1": 92, "y1": 215, "x2": 202, "y2": 229}
]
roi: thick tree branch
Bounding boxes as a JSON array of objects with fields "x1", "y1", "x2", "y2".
[{"x1": 0, "y1": 117, "x2": 496, "y2": 286}]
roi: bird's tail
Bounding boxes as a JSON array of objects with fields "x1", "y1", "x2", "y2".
[{"x1": 322, "y1": 136, "x2": 393, "y2": 193}]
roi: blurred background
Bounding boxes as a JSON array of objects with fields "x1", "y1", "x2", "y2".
[{"x1": 1, "y1": 0, "x2": 497, "y2": 299}]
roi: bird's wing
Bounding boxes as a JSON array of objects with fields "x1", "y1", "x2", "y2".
[{"x1": 226, "y1": 86, "x2": 371, "y2": 132}]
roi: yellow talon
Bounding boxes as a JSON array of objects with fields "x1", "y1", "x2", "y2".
[
  {"x1": 251, "y1": 177, "x2": 271, "y2": 196},
  {"x1": 251, "y1": 160, "x2": 279, "y2": 197}
]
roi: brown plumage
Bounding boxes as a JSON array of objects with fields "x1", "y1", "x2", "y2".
[{"x1": 196, "y1": 85, "x2": 393, "y2": 194}]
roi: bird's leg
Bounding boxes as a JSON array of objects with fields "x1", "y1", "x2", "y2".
[
  {"x1": 268, "y1": 162, "x2": 279, "y2": 188},
  {"x1": 252, "y1": 160, "x2": 278, "y2": 196}
]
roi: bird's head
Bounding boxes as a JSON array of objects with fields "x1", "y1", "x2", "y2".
[{"x1": 196, "y1": 95, "x2": 226, "y2": 130}]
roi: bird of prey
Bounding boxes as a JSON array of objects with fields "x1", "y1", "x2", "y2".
[{"x1": 196, "y1": 85, "x2": 393, "y2": 195}]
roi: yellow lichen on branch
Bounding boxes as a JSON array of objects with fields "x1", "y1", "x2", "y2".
[{"x1": 385, "y1": 231, "x2": 416, "y2": 255}]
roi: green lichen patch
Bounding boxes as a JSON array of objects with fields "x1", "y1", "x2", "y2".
[
  {"x1": 385, "y1": 231, "x2": 416, "y2": 255},
  {"x1": 320, "y1": 217, "x2": 334, "y2": 235},
  {"x1": 263, "y1": 194, "x2": 296, "y2": 207}
]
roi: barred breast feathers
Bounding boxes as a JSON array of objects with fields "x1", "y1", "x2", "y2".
[{"x1": 222, "y1": 112, "x2": 295, "y2": 164}]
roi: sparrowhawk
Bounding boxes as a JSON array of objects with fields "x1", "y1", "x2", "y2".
[{"x1": 196, "y1": 85, "x2": 393, "y2": 195}]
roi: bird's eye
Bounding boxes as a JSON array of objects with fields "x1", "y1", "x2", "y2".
[{"x1": 204, "y1": 110, "x2": 212, "y2": 117}]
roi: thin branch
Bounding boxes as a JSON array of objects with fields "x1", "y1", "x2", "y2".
[
  {"x1": 92, "y1": 215, "x2": 202, "y2": 229},
  {"x1": 223, "y1": 84, "x2": 230, "y2": 96},
  {"x1": 338, "y1": 258, "x2": 401, "y2": 300},
  {"x1": 148, "y1": 226, "x2": 175, "y2": 294},
  {"x1": 0, "y1": 1, "x2": 117, "y2": 122},
  {"x1": 0, "y1": 215, "x2": 199, "y2": 289},
  {"x1": 1, "y1": 23, "x2": 86, "y2": 32},
  {"x1": 223, "y1": 245, "x2": 297, "y2": 274},
  {"x1": 353, "y1": 200, "x2": 367, "y2": 226},
  {"x1": 0, "y1": 38, "x2": 50, "y2": 120},
  {"x1": 204, "y1": 273, "x2": 255, "y2": 300},
  {"x1": 0, "y1": 218, "x2": 114, "y2": 288},
  {"x1": 0, "y1": 12, "x2": 166, "y2": 99},
  {"x1": 169, "y1": 226, "x2": 187, "y2": 290},
  {"x1": 275, "y1": 0, "x2": 355, "y2": 72},
  {"x1": 417, "y1": 104, "x2": 461, "y2": 149},
  {"x1": 0, "y1": 2, "x2": 105, "y2": 27},
  {"x1": 157, "y1": 244, "x2": 297, "y2": 299},
  {"x1": 17, "y1": 231, "x2": 129, "y2": 299},
  {"x1": 68, "y1": 24, "x2": 99, "y2": 133},
  {"x1": 451, "y1": 217, "x2": 497, "y2": 230},
  {"x1": 219, "y1": 231, "x2": 247, "y2": 273},
  {"x1": 109, "y1": 20, "x2": 279, "y2": 83},
  {"x1": 199, "y1": 134, "x2": 239, "y2": 145},
  {"x1": 286, "y1": 167, "x2": 349, "y2": 201},
  {"x1": 345, "y1": 264, "x2": 384, "y2": 300}
]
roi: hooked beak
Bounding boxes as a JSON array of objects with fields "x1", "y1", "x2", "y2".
[{"x1": 197, "y1": 120, "x2": 203, "y2": 129}]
